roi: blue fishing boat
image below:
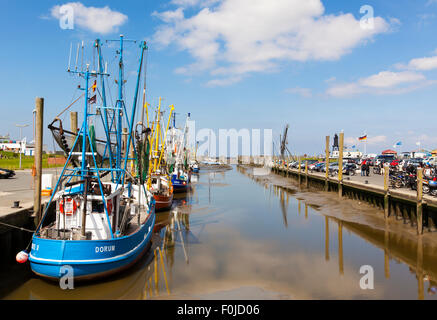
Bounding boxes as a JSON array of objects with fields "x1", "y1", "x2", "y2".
[
  {"x1": 167, "y1": 114, "x2": 192, "y2": 193},
  {"x1": 26, "y1": 36, "x2": 156, "y2": 280},
  {"x1": 171, "y1": 171, "x2": 190, "y2": 193}
]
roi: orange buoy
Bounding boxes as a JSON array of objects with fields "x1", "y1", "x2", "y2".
[{"x1": 16, "y1": 251, "x2": 28, "y2": 264}]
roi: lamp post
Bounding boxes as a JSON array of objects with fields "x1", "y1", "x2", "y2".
[{"x1": 15, "y1": 124, "x2": 29, "y2": 169}]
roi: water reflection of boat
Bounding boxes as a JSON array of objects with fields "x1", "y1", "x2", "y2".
[{"x1": 22, "y1": 245, "x2": 156, "y2": 299}]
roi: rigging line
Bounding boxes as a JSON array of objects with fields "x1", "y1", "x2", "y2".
[
  {"x1": 0, "y1": 220, "x2": 34, "y2": 233},
  {"x1": 55, "y1": 92, "x2": 85, "y2": 119},
  {"x1": 51, "y1": 132, "x2": 60, "y2": 182}
]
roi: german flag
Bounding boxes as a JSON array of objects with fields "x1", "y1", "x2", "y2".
[
  {"x1": 92, "y1": 80, "x2": 97, "y2": 92},
  {"x1": 88, "y1": 95, "x2": 96, "y2": 104},
  {"x1": 358, "y1": 135, "x2": 367, "y2": 141}
]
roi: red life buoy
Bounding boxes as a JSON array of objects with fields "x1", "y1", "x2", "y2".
[
  {"x1": 59, "y1": 198, "x2": 77, "y2": 216},
  {"x1": 106, "y1": 199, "x2": 113, "y2": 214}
]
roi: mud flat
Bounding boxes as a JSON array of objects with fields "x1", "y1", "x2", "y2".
[{"x1": 238, "y1": 164, "x2": 437, "y2": 248}]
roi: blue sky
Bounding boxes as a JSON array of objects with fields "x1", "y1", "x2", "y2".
[{"x1": 1, "y1": 0, "x2": 437, "y2": 155}]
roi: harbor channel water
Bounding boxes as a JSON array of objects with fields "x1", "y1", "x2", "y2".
[{"x1": 2, "y1": 165, "x2": 437, "y2": 299}]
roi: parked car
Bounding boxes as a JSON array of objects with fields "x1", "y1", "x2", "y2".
[
  {"x1": 402, "y1": 158, "x2": 423, "y2": 171},
  {"x1": 329, "y1": 163, "x2": 358, "y2": 176},
  {"x1": 323, "y1": 162, "x2": 338, "y2": 173},
  {"x1": 309, "y1": 161, "x2": 323, "y2": 170},
  {"x1": 375, "y1": 154, "x2": 396, "y2": 166},
  {"x1": 288, "y1": 161, "x2": 298, "y2": 168},
  {"x1": 343, "y1": 163, "x2": 358, "y2": 175},
  {"x1": 0, "y1": 168, "x2": 15, "y2": 179},
  {"x1": 313, "y1": 162, "x2": 326, "y2": 172}
]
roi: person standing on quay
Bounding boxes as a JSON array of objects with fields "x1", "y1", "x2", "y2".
[
  {"x1": 361, "y1": 159, "x2": 367, "y2": 176},
  {"x1": 366, "y1": 160, "x2": 370, "y2": 176}
]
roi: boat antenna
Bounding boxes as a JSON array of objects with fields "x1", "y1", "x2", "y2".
[
  {"x1": 80, "y1": 40, "x2": 84, "y2": 72},
  {"x1": 67, "y1": 42, "x2": 72, "y2": 72},
  {"x1": 75, "y1": 42, "x2": 79, "y2": 71}
]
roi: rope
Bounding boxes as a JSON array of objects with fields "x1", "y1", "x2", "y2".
[{"x1": 0, "y1": 220, "x2": 35, "y2": 233}]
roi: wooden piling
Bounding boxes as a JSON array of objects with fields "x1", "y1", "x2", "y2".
[
  {"x1": 325, "y1": 136, "x2": 330, "y2": 191},
  {"x1": 325, "y1": 216, "x2": 330, "y2": 261},
  {"x1": 305, "y1": 160, "x2": 308, "y2": 188},
  {"x1": 70, "y1": 111, "x2": 78, "y2": 133},
  {"x1": 338, "y1": 220, "x2": 344, "y2": 275},
  {"x1": 338, "y1": 132, "x2": 344, "y2": 198},
  {"x1": 384, "y1": 163, "x2": 390, "y2": 219},
  {"x1": 417, "y1": 168, "x2": 423, "y2": 235},
  {"x1": 34, "y1": 97, "x2": 44, "y2": 225},
  {"x1": 417, "y1": 237, "x2": 424, "y2": 300},
  {"x1": 298, "y1": 156, "x2": 301, "y2": 186},
  {"x1": 384, "y1": 227, "x2": 390, "y2": 279}
]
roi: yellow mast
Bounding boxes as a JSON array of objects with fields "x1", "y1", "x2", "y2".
[
  {"x1": 144, "y1": 101, "x2": 150, "y2": 128},
  {"x1": 157, "y1": 104, "x2": 174, "y2": 171},
  {"x1": 153, "y1": 97, "x2": 162, "y2": 172}
]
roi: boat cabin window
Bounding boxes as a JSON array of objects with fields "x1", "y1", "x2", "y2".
[{"x1": 92, "y1": 200, "x2": 105, "y2": 213}]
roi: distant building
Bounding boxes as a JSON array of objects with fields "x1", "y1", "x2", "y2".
[
  {"x1": 381, "y1": 149, "x2": 397, "y2": 155},
  {"x1": 331, "y1": 150, "x2": 363, "y2": 158},
  {"x1": 0, "y1": 138, "x2": 36, "y2": 155},
  {"x1": 399, "y1": 150, "x2": 431, "y2": 159},
  {"x1": 0, "y1": 140, "x2": 21, "y2": 152}
]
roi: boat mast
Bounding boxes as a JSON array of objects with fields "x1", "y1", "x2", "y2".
[{"x1": 116, "y1": 35, "x2": 124, "y2": 184}]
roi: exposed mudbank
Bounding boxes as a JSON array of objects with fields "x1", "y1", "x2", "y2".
[{"x1": 238, "y1": 164, "x2": 437, "y2": 248}]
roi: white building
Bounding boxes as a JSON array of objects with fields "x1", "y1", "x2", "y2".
[
  {"x1": 331, "y1": 150, "x2": 363, "y2": 159},
  {"x1": 0, "y1": 137, "x2": 35, "y2": 155}
]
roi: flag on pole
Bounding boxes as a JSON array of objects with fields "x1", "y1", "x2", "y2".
[
  {"x1": 358, "y1": 135, "x2": 367, "y2": 141},
  {"x1": 393, "y1": 141, "x2": 402, "y2": 148},
  {"x1": 88, "y1": 95, "x2": 96, "y2": 104},
  {"x1": 92, "y1": 80, "x2": 97, "y2": 92}
]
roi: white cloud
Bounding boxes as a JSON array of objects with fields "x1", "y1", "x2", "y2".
[
  {"x1": 326, "y1": 83, "x2": 363, "y2": 97},
  {"x1": 326, "y1": 71, "x2": 432, "y2": 97},
  {"x1": 205, "y1": 76, "x2": 243, "y2": 87},
  {"x1": 50, "y1": 2, "x2": 127, "y2": 34},
  {"x1": 285, "y1": 87, "x2": 312, "y2": 98},
  {"x1": 405, "y1": 55, "x2": 437, "y2": 71},
  {"x1": 358, "y1": 71, "x2": 425, "y2": 88},
  {"x1": 152, "y1": 0, "x2": 391, "y2": 86},
  {"x1": 171, "y1": 0, "x2": 219, "y2": 7}
]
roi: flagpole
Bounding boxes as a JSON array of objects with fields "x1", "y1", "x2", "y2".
[{"x1": 364, "y1": 131, "x2": 367, "y2": 157}]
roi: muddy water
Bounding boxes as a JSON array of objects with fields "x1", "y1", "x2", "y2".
[{"x1": 3, "y1": 165, "x2": 437, "y2": 299}]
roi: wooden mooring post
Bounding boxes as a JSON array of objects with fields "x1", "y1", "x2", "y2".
[
  {"x1": 384, "y1": 163, "x2": 390, "y2": 219},
  {"x1": 70, "y1": 111, "x2": 78, "y2": 133},
  {"x1": 325, "y1": 216, "x2": 330, "y2": 261},
  {"x1": 338, "y1": 220, "x2": 344, "y2": 275},
  {"x1": 34, "y1": 97, "x2": 44, "y2": 225},
  {"x1": 338, "y1": 132, "x2": 344, "y2": 198},
  {"x1": 417, "y1": 168, "x2": 423, "y2": 235},
  {"x1": 298, "y1": 156, "x2": 302, "y2": 185},
  {"x1": 325, "y1": 135, "x2": 330, "y2": 191},
  {"x1": 305, "y1": 160, "x2": 309, "y2": 188}
]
